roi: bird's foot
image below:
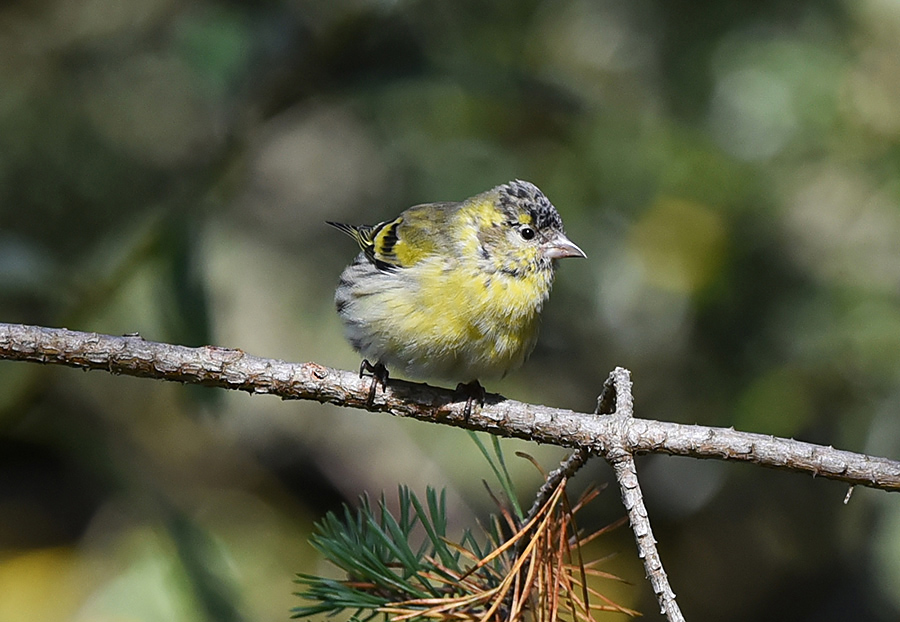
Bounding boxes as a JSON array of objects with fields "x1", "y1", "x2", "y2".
[
  {"x1": 359, "y1": 360, "x2": 389, "y2": 405},
  {"x1": 454, "y1": 380, "x2": 485, "y2": 419}
]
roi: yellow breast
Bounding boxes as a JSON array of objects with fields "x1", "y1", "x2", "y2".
[{"x1": 372, "y1": 256, "x2": 551, "y2": 379}]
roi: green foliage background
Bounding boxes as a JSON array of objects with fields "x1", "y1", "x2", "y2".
[{"x1": 2, "y1": 0, "x2": 900, "y2": 620}]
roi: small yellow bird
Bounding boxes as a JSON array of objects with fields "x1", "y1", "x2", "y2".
[{"x1": 329, "y1": 180, "x2": 585, "y2": 407}]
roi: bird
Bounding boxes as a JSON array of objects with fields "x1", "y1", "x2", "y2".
[{"x1": 328, "y1": 179, "x2": 585, "y2": 412}]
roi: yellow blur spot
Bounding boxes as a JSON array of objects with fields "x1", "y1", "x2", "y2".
[
  {"x1": 630, "y1": 198, "x2": 728, "y2": 293},
  {"x1": 0, "y1": 547, "x2": 85, "y2": 622}
]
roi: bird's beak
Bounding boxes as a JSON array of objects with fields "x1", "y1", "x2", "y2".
[{"x1": 542, "y1": 232, "x2": 587, "y2": 259}]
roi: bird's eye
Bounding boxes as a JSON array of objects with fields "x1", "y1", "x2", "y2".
[{"x1": 519, "y1": 226, "x2": 535, "y2": 240}]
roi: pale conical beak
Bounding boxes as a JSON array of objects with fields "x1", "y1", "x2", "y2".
[{"x1": 542, "y1": 232, "x2": 587, "y2": 260}]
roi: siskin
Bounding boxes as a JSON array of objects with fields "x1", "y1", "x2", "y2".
[{"x1": 329, "y1": 180, "x2": 585, "y2": 405}]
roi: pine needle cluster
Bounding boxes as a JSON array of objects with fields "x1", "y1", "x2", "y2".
[{"x1": 293, "y1": 437, "x2": 637, "y2": 622}]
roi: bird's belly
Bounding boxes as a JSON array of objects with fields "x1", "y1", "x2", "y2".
[{"x1": 347, "y1": 262, "x2": 549, "y2": 380}]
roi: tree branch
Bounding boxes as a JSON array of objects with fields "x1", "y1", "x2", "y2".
[
  {"x1": 2, "y1": 322, "x2": 899, "y2": 492},
  {"x1": 600, "y1": 367, "x2": 684, "y2": 622}
]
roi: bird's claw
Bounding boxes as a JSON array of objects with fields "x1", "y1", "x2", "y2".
[
  {"x1": 359, "y1": 359, "x2": 389, "y2": 405},
  {"x1": 455, "y1": 380, "x2": 486, "y2": 419}
]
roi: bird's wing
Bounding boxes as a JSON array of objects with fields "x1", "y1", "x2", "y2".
[
  {"x1": 369, "y1": 202, "x2": 458, "y2": 269},
  {"x1": 329, "y1": 202, "x2": 459, "y2": 270}
]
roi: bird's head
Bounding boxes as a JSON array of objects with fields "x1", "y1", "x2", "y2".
[{"x1": 477, "y1": 180, "x2": 585, "y2": 276}]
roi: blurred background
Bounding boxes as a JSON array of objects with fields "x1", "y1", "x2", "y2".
[{"x1": 2, "y1": 0, "x2": 900, "y2": 619}]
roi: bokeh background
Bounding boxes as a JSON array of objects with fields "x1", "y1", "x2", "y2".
[{"x1": 2, "y1": 0, "x2": 900, "y2": 620}]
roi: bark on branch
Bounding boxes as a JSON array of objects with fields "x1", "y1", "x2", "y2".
[{"x1": 1, "y1": 322, "x2": 899, "y2": 492}]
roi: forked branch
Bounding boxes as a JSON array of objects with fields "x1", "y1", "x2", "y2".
[
  {"x1": 596, "y1": 368, "x2": 684, "y2": 621},
  {"x1": 5, "y1": 322, "x2": 900, "y2": 621},
  {"x1": 2, "y1": 323, "x2": 897, "y2": 492}
]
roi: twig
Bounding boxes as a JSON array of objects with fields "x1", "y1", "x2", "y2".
[
  {"x1": 1, "y1": 323, "x2": 899, "y2": 492},
  {"x1": 504, "y1": 370, "x2": 625, "y2": 528},
  {"x1": 600, "y1": 368, "x2": 684, "y2": 622},
  {"x1": 521, "y1": 450, "x2": 590, "y2": 526},
  {"x1": 612, "y1": 454, "x2": 682, "y2": 621}
]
